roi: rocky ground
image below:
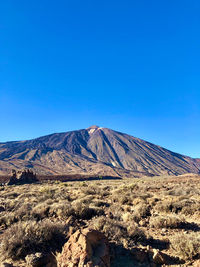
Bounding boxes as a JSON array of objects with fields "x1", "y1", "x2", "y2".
[{"x1": 0, "y1": 173, "x2": 200, "y2": 266}]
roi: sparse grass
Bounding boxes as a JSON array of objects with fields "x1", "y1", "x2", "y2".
[
  {"x1": 91, "y1": 216, "x2": 127, "y2": 242},
  {"x1": 131, "y1": 203, "x2": 151, "y2": 223},
  {"x1": 90, "y1": 215, "x2": 146, "y2": 244},
  {"x1": 170, "y1": 233, "x2": 200, "y2": 260},
  {"x1": 149, "y1": 214, "x2": 184, "y2": 229},
  {"x1": 0, "y1": 174, "x2": 200, "y2": 265}
]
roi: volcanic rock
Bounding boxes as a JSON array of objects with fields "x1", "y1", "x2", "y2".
[
  {"x1": 57, "y1": 228, "x2": 110, "y2": 267},
  {"x1": 7, "y1": 169, "x2": 38, "y2": 185},
  {"x1": 0, "y1": 126, "x2": 200, "y2": 177}
]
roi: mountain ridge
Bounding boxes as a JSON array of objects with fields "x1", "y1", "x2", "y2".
[{"x1": 0, "y1": 126, "x2": 199, "y2": 177}]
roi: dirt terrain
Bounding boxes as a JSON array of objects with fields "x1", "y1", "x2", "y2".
[{"x1": 0, "y1": 173, "x2": 200, "y2": 266}]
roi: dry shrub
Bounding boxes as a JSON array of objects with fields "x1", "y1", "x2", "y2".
[
  {"x1": 0, "y1": 219, "x2": 66, "y2": 260},
  {"x1": 122, "y1": 203, "x2": 150, "y2": 224},
  {"x1": 155, "y1": 198, "x2": 200, "y2": 216},
  {"x1": 122, "y1": 212, "x2": 133, "y2": 223},
  {"x1": 167, "y1": 186, "x2": 198, "y2": 197},
  {"x1": 82, "y1": 185, "x2": 99, "y2": 195},
  {"x1": 38, "y1": 186, "x2": 56, "y2": 200},
  {"x1": 154, "y1": 200, "x2": 173, "y2": 213},
  {"x1": 92, "y1": 200, "x2": 109, "y2": 208},
  {"x1": 72, "y1": 202, "x2": 104, "y2": 219},
  {"x1": 126, "y1": 224, "x2": 146, "y2": 242},
  {"x1": 181, "y1": 202, "x2": 200, "y2": 216},
  {"x1": 91, "y1": 216, "x2": 126, "y2": 241},
  {"x1": 0, "y1": 203, "x2": 33, "y2": 228},
  {"x1": 48, "y1": 201, "x2": 74, "y2": 219},
  {"x1": 111, "y1": 192, "x2": 135, "y2": 205},
  {"x1": 132, "y1": 203, "x2": 151, "y2": 222},
  {"x1": 32, "y1": 202, "x2": 50, "y2": 220},
  {"x1": 0, "y1": 212, "x2": 16, "y2": 228},
  {"x1": 76, "y1": 195, "x2": 95, "y2": 205},
  {"x1": 91, "y1": 216, "x2": 145, "y2": 243},
  {"x1": 118, "y1": 195, "x2": 130, "y2": 205},
  {"x1": 111, "y1": 186, "x2": 138, "y2": 205},
  {"x1": 170, "y1": 233, "x2": 200, "y2": 260},
  {"x1": 48, "y1": 200, "x2": 103, "y2": 220},
  {"x1": 149, "y1": 215, "x2": 184, "y2": 229},
  {"x1": 138, "y1": 193, "x2": 153, "y2": 201}
]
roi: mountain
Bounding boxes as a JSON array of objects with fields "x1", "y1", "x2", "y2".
[{"x1": 0, "y1": 125, "x2": 199, "y2": 177}]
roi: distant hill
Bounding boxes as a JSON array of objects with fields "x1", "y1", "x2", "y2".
[{"x1": 0, "y1": 125, "x2": 199, "y2": 177}]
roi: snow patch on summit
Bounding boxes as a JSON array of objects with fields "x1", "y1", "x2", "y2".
[
  {"x1": 87, "y1": 126, "x2": 103, "y2": 134},
  {"x1": 88, "y1": 128, "x2": 96, "y2": 134}
]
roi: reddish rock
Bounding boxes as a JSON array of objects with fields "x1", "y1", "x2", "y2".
[{"x1": 57, "y1": 228, "x2": 110, "y2": 267}]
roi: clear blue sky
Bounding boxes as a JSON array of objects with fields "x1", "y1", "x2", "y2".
[{"x1": 0, "y1": 0, "x2": 200, "y2": 158}]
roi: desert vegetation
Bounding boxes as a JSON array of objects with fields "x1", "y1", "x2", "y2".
[{"x1": 0, "y1": 173, "x2": 200, "y2": 266}]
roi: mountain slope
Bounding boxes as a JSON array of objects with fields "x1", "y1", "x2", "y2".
[{"x1": 0, "y1": 125, "x2": 199, "y2": 177}]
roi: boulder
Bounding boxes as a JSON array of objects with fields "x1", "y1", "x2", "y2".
[{"x1": 57, "y1": 228, "x2": 110, "y2": 267}]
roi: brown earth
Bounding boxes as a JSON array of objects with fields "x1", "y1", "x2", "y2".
[{"x1": 1, "y1": 173, "x2": 200, "y2": 266}]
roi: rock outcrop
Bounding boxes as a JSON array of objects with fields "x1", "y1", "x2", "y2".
[
  {"x1": 57, "y1": 228, "x2": 110, "y2": 267},
  {"x1": 7, "y1": 169, "x2": 38, "y2": 185}
]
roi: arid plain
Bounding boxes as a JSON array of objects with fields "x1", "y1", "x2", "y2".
[{"x1": 0, "y1": 173, "x2": 200, "y2": 266}]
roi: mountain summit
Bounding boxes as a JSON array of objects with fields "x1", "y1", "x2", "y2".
[{"x1": 0, "y1": 126, "x2": 199, "y2": 177}]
